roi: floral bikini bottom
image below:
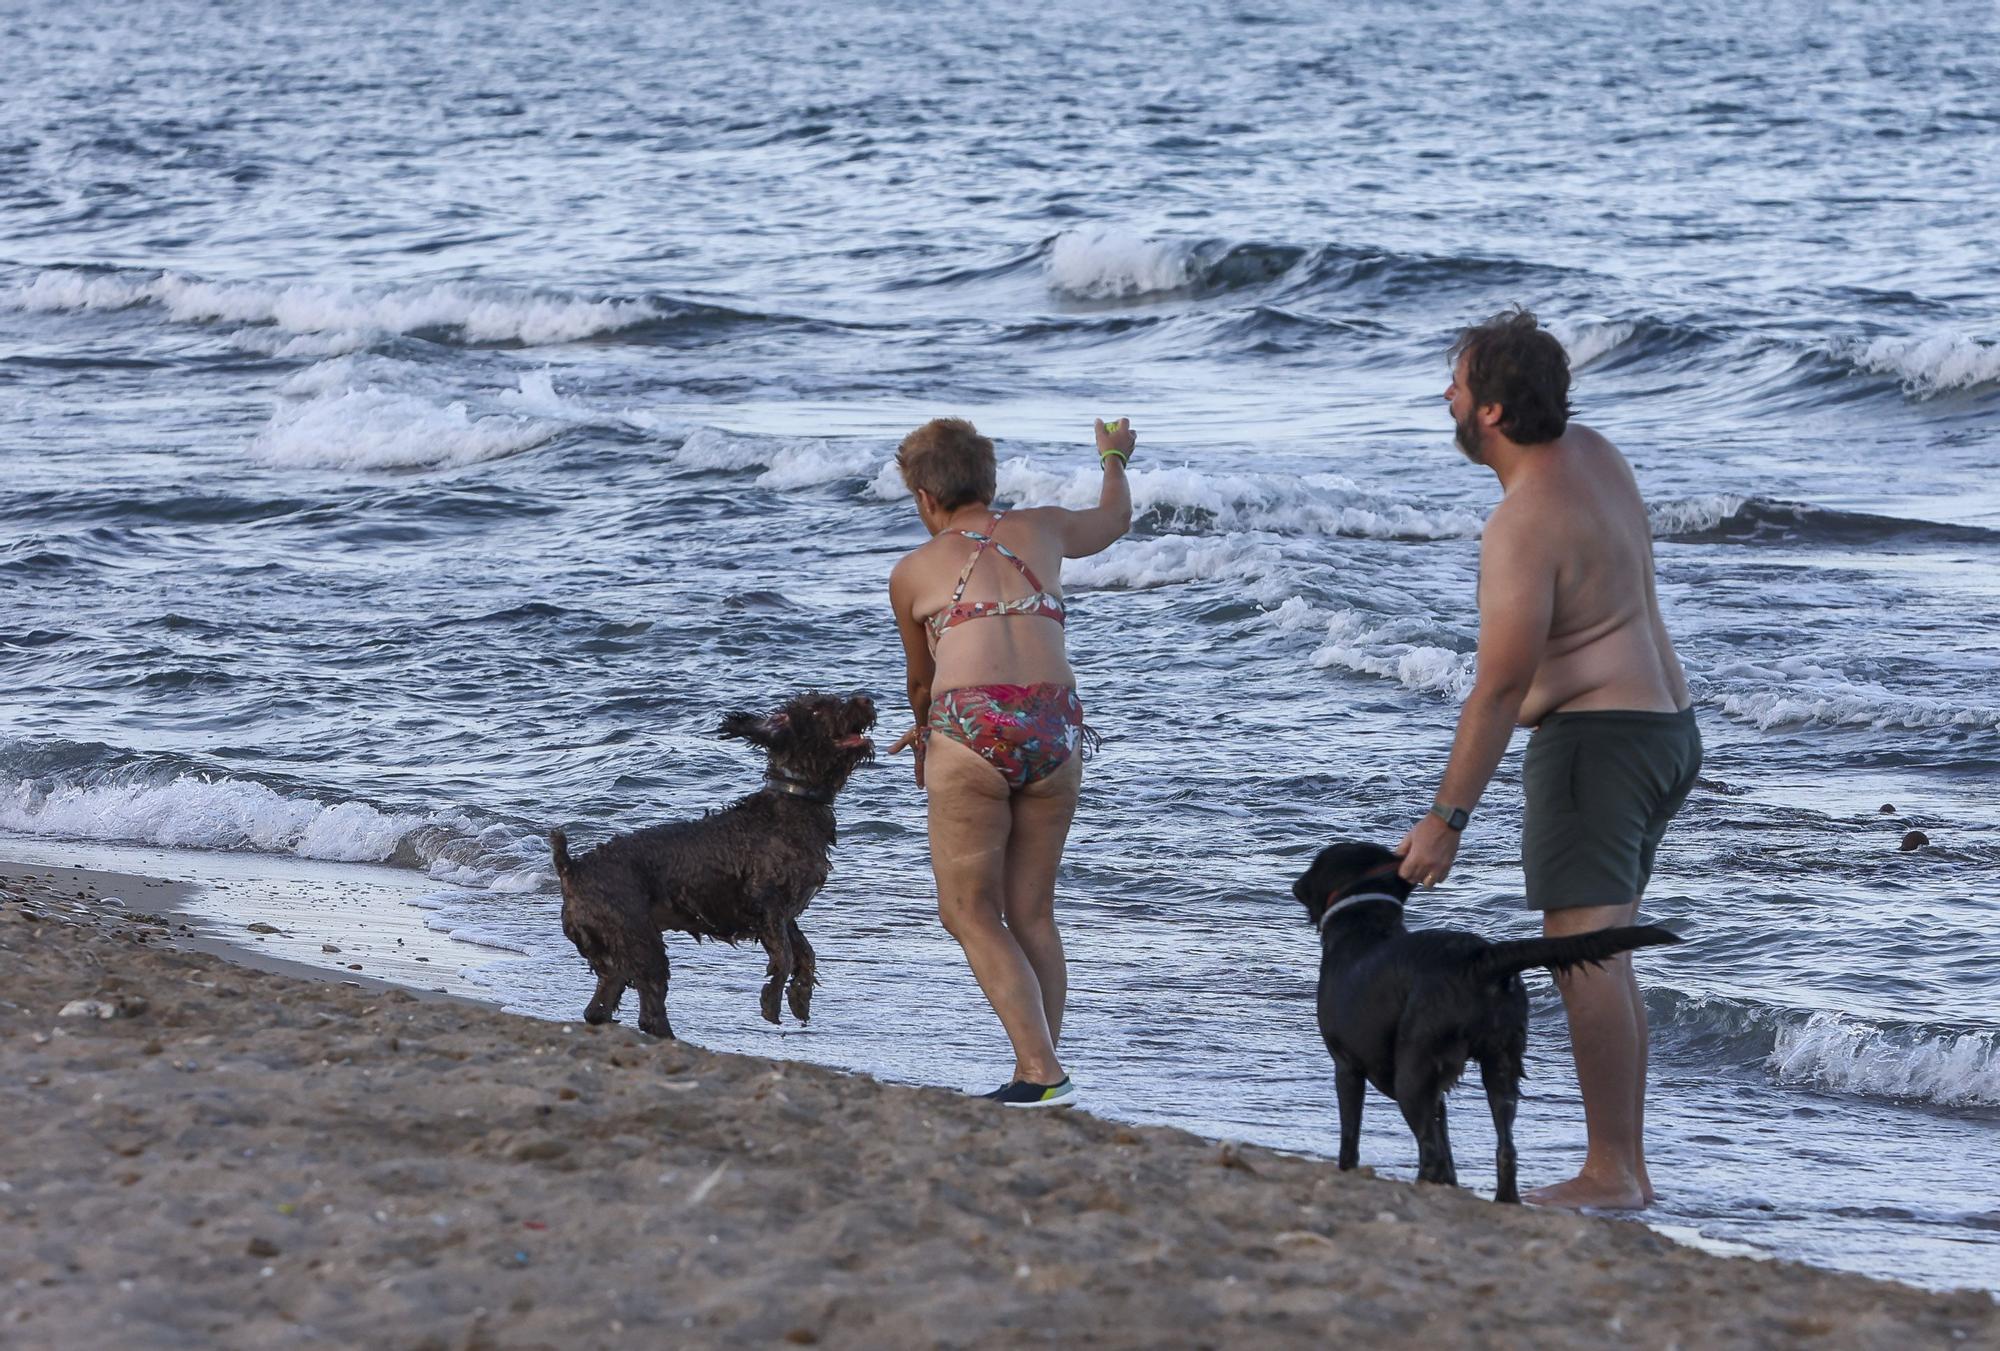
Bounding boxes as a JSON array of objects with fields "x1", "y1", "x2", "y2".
[{"x1": 928, "y1": 683, "x2": 1087, "y2": 791}]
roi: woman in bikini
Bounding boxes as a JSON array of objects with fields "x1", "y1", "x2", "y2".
[{"x1": 887, "y1": 415, "x2": 1135, "y2": 1108}]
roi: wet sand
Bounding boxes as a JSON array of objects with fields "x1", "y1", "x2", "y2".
[{"x1": 2, "y1": 860, "x2": 1993, "y2": 1349}]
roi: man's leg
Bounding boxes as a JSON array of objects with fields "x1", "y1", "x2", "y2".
[
  {"x1": 926, "y1": 734, "x2": 1063, "y2": 1086},
  {"x1": 1630, "y1": 954, "x2": 1654, "y2": 1203},
  {"x1": 1524, "y1": 899, "x2": 1650, "y2": 1210}
]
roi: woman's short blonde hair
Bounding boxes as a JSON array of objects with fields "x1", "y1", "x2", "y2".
[{"x1": 896, "y1": 417, "x2": 995, "y2": 510}]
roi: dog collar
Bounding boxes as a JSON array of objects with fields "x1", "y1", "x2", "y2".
[
  {"x1": 764, "y1": 775, "x2": 833, "y2": 805},
  {"x1": 1318, "y1": 890, "x2": 1404, "y2": 931}
]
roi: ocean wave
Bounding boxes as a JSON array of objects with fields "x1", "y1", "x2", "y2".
[
  {"x1": 1849, "y1": 332, "x2": 2000, "y2": 396},
  {"x1": 1275, "y1": 598, "x2": 1477, "y2": 699},
  {"x1": 864, "y1": 457, "x2": 1487, "y2": 542},
  {"x1": 1046, "y1": 227, "x2": 1205, "y2": 299},
  {"x1": 1650, "y1": 991, "x2": 1998, "y2": 1109},
  {"x1": 1040, "y1": 228, "x2": 1566, "y2": 305},
  {"x1": 0, "y1": 763, "x2": 547, "y2": 890},
  {"x1": 1700, "y1": 657, "x2": 2000, "y2": 733},
  {"x1": 676, "y1": 426, "x2": 883, "y2": 488},
  {"x1": 2, "y1": 266, "x2": 701, "y2": 350},
  {"x1": 252, "y1": 380, "x2": 562, "y2": 470},
  {"x1": 1062, "y1": 534, "x2": 1296, "y2": 604},
  {"x1": 1649, "y1": 495, "x2": 2000, "y2": 548},
  {"x1": 1546, "y1": 315, "x2": 1637, "y2": 368},
  {"x1": 1769, "y1": 1012, "x2": 2000, "y2": 1108}
]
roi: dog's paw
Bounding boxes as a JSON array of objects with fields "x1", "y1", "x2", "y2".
[
  {"x1": 787, "y1": 985, "x2": 812, "y2": 1024},
  {"x1": 760, "y1": 984, "x2": 783, "y2": 1025}
]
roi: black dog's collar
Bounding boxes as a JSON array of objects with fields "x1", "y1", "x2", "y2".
[
  {"x1": 764, "y1": 774, "x2": 833, "y2": 805},
  {"x1": 1318, "y1": 890, "x2": 1404, "y2": 931}
]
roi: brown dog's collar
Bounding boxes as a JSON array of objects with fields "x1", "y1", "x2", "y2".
[{"x1": 1318, "y1": 891, "x2": 1403, "y2": 931}]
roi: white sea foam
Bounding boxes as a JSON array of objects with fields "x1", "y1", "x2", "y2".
[
  {"x1": 251, "y1": 383, "x2": 561, "y2": 469},
  {"x1": 1062, "y1": 534, "x2": 1296, "y2": 604},
  {"x1": 865, "y1": 457, "x2": 1486, "y2": 542},
  {"x1": 2, "y1": 770, "x2": 548, "y2": 891},
  {"x1": 1703, "y1": 657, "x2": 2000, "y2": 732},
  {"x1": 1852, "y1": 332, "x2": 2000, "y2": 396},
  {"x1": 1304, "y1": 607, "x2": 1477, "y2": 700},
  {"x1": 1769, "y1": 1013, "x2": 2000, "y2": 1107},
  {"x1": 676, "y1": 426, "x2": 881, "y2": 488},
  {"x1": 1648, "y1": 494, "x2": 1750, "y2": 536},
  {"x1": 1046, "y1": 227, "x2": 1195, "y2": 299},
  {"x1": 1548, "y1": 315, "x2": 1638, "y2": 368},
  {"x1": 3, "y1": 267, "x2": 658, "y2": 347},
  {"x1": 1, "y1": 774, "x2": 417, "y2": 862}
]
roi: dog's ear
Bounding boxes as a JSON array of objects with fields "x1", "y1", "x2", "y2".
[{"x1": 719, "y1": 711, "x2": 783, "y2": 747}]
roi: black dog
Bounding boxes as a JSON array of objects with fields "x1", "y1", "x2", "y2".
[
  {"x1": 549, "y1": 690, "x2": 876, "y2": 1039},
  {"x1": 1292, "y1": 840, "x2": 1680, "y2": 1202}
]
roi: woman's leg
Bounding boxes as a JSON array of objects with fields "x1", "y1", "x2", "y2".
[
  {"x1": 926, "y1": 734, "x2": 1063, "y2": 1085},
  {"x1": 1002, "y1": 752, "x2": 1080, "y2": 1055}
]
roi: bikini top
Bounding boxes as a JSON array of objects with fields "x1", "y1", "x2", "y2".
[{"x1": 924, "y1": 512, "x2": 1067, "y2": 652}]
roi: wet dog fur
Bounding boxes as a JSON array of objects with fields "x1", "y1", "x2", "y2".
[
  {"x1": 1292, "y1": 840, "x2": 1681, "y2": 1202},
  {"x1": 549, "y1": 690, "x2": 876, "y2": 1039}
]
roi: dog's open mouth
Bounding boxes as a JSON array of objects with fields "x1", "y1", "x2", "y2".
[{"x1": 838, "y1": 734, "x2": 874, "y2": 752}]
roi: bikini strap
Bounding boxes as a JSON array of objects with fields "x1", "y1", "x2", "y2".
[
  {"x1": 946, "y1": 512, "x2": 1005, "y2": 609},
  {"x1": 984, "y1": 538, "x2": 1052, "y2": 597}
]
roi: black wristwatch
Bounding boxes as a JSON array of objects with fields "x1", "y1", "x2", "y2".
[{"x1": 1431, "y1": 801, "x2": 1470, "y2": 832}]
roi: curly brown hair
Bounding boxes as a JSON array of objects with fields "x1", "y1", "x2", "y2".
[
  {"x1": 1449, "y1": 307, "x2": 1573, "y2": 445},
  {"x1": 896, "y1": 417, "x2": 996, "y2": 510}
]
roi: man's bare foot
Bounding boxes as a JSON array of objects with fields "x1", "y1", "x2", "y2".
[{"x1": 1523, "y1": 1173, "x2": 1650, "y2": 1211}]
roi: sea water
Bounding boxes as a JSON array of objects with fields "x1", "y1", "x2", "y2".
[{"x1": 2, "y1": 0, "x2": 1996, "y2": 1291}]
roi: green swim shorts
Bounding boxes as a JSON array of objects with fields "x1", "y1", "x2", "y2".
[{"x1": 1521, "y1": 707, "x2": 1702, "y2": 911}]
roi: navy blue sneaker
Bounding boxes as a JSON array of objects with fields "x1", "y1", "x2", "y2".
[{"x1": 984, "y1": 1077, "x2": 1077, "y2": 1109}]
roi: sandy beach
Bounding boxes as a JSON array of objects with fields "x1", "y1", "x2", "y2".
[{"x1": 2, "y1": 860, "x2": 1992, "y2": 1350}]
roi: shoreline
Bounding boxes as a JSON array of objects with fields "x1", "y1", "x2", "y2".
[{"x1": 3, "y1": 855, "x2": 1994, "y2": 1346}]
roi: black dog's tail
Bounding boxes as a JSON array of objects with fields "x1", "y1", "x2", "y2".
[
  {"x1": 1476, "y1": 926, "x2": 1681, "y2": 981},
  {"x1": 548, "y1": 829, "x2": 575, "y2": 885}
]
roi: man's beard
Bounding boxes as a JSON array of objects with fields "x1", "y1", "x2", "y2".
[{"x1": 1453, "y1": 409, "x2": 1484, "y2": 464}]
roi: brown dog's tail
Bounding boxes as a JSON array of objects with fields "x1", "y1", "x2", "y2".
[
  {"x1": 549, "y1": 829, "x2": 574, "y2": 884},
  {"x1": 1476, "y1": 925, "x2": 1680, "y2": 981}
]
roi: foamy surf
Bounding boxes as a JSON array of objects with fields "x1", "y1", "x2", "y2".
[
  {"x1": 3, "y1": 267, "x2": 666, "y2": 348},
  {"x1": 866, "y1": 456, "x2": 1488, "y2": 542},
  {"x1": 1548, "y1": 315, "x2": 1639, "y2": 368},
  {"x1": 1271, "y1": 597, "x2": 1479, "y2": 700},
  {"x1": 1703, "y1": 658, "x2": 2000, "y2": 733},
  {"x1": 1045, "y1": 227, "x2": 1198, "y2": 299},
  {"x1": 1851, "y1": 332, "x2": 2000, "y2": 397},
  {"x1": 1769, "y1": 1012, "x2": 2000, "y2": 1109},
  {"x1": 1062, "y1": 533, "x2": 1298, "y2": 604},
  {"x1": 252, "y1": 383, "x2": 562, "y2": 469},
  {"x1": 676, "y1": 426, "x2": 883, "y2": 488},
  {"x1": 0, "y1": 769, "x2": 548, "y2": 892}
]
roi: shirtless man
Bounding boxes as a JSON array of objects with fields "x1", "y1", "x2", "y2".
[{"x1": 1395, "y1": 307, "x2": 1700, "y2": 1210}]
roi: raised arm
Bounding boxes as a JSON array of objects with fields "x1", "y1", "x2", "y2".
[{"x1": 1052, "y1": 418, "x2": 1136, "y2": 558}]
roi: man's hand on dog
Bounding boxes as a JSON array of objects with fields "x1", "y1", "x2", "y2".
[
  {"x1": 889, "y1": 726, "x2": 926, "y2": 788},
  {"x1": 1396, "y1": 814, "x2": 1460, "y2": 888}
]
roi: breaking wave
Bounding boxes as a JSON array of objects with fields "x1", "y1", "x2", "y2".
[
  {"x1": 1651, "y1": 991, "x2": 2000, "y2": 1109},
  {"x1": 2, "y1": 266, "x2": 730, "y2": 350},
  {"x1": 1848, "y1": 332, "x2": 2000, "y2": 397},
  {"x1": 1271, "y1": 597, "x2": 1477, "y2": 700},
  {"x1": 1651, "y1": 495, "x2": 2000, "y2": 548},
  {"x1": 866, "y1": 457, "x2": 1487, "y2": 542},
  {"x1": 1702, "y1": 657, "x2": 2000, "y2": 733},
  {"x1": 0, "y1": 761, "x2": 547, "y2": 892}
]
